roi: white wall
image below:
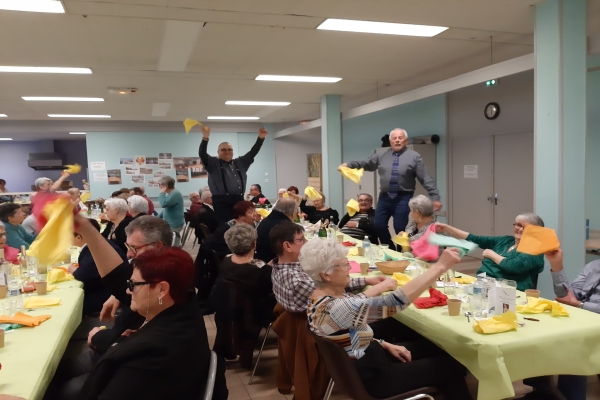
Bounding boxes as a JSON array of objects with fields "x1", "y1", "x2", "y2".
[{"x1": 274, "y1": 129, "x2": 321, "y2": 195}]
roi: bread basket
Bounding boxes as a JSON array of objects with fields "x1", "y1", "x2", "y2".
[{"x1": 376, "y1": 260, "x2": 410, "y2": 275}]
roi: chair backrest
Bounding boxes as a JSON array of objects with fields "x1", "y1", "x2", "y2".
[
  {"x1": 199, "y1": 223, "x2": 212, "y2": 241},
  {"x1": 202, "y1": 351, "x2": 218, "y2": 400},
  {"x1": 179, "y1": 221, "x2": 191, "y2": 248},
  {"x1": 171, "y1": 231, "x2": 177, "y2": 246},
  {"x1": 194, "y1": 246, "x2": 221, "y2": 301}
]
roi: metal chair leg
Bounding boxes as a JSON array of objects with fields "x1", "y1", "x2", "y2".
[
  {"x1": 323, "y1": 378, "x2": 334, "y2": 400},
  {"x1": 248, "y1": 322, "x2": 273, "y2": 384},
  {"x1": 192, "y1": 237, "x2": 197, "y2": 249}
]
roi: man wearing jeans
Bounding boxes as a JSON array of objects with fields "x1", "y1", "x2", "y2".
[{"x1": 339, "y1": 128, "x2": 442, "y2": 247}]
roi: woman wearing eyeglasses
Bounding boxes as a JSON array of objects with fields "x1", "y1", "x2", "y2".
[
  {"x1": 303, "y1": 239, "x2": 473, "y2": 400},
  {"x1": 435, "y1": 213, "x2": 545, "y2": 291},
  {"x1": 72, "y1": 214, "x2": 224, "y2": 400}
]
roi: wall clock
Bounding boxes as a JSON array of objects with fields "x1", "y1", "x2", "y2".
[{"x1": 484, "y1": 102, "x2": 500, "y2": 120}]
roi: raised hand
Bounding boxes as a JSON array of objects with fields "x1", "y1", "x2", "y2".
[
  {"x1": 202, "y1": 125, "x2": 210, "y2": 139},
  {"x1": 258, "y1": 127, "x2": 268, "y2": 139}
]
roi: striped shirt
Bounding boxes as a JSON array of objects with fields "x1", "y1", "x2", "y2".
[{"x1": 340, "y1": 212, "x2": 369, "y2": 240}]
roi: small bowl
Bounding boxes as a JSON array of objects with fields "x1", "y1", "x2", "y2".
[{"x1": 376, "y1": 260, "x2": 410, "y2": 275}]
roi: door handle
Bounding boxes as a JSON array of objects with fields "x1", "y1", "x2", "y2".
[{"x1": 494, "y1": 193, "x2": 498, "y2": 205}]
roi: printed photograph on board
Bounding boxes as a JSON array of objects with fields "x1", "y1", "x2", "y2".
[
  {"x1": 146, "y1": 157, "x2": 158, "y2": 165},
  {"x1": 176, "y1": 169, "x2": 189, "y2": 183},
  {"x1": 107, "y1": 169, "x2": 122, "y2": 185},
  {"x1": 120, "y1": 157, "x2": 133, "y2": 165},
  {"x1": 131, "y1": 175, "x2": 145, "y2": 184},
  {"x1": 125, "y1": 166, "x2": 139, "y2": 175},
  {"x1": 159, "y1": 152, "x2": 172, "y2": 160},
  {"x1": 135, "y1": 156, "x2": 146, "y2": 166},
  {"x1": 139, "y1": 167, "x2": 153, "y2": 175}
]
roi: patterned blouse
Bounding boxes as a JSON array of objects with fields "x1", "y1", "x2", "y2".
[
  {"x1": 307, "y1": 288, "x2": 411, "y2": 360},
  {"x1": 405, "y1": 216, "x2": 437, "y2": 242}
]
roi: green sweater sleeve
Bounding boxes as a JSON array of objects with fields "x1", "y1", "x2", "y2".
[
  {"x1": 499, "y1": 253, "x2": 545, "y2": 274},
  {"x1": 466, "y1": 233, "x2": 502, "y2": 250},
  {"x1": 159, "y1": 191, "x2": 181, "y2": 207}
]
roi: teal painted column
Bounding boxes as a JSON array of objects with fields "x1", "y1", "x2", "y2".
[
  {"x1": 321, "y1": 95, "x2": 343, "y2": 213},
  {"x1": 535, "y1": 0, "x2": 586, "y2": 297}
]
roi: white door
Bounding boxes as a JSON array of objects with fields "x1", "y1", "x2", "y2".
[
  {"x1": 451, "y1": 136, "x2": 494, "y2": 236},
  {"x1": 493, "y1": 132, "x2": 534, "y2": 236}
]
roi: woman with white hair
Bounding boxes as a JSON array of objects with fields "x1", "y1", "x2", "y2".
[
  {"x1": 100, "y1": 198, "x2": 133, "y2": 253},
  {"x1": 399, "y1": 195, "x2": 437, "y2": 242},
  {"x1": 303, "y1": 239, "x2": 472, "y2": 400},
  {"x1": 34, "y1": 171, "x2": 71, "y2": 193},
  {"x1": 127, "y1": 195, "x2": 149, "y2": 220},
  {"x1": 436, "y1": 212, "x2": 545, "y2": 290}
]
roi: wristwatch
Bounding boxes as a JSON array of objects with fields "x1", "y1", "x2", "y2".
[{"x1": 578, "y1": 302, "x2": 585, "y2": 309}]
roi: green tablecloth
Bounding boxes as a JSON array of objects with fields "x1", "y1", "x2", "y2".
[
  {"x1": 0, "y1": 280, "x2": 83, "y2": 400},
  {"x1": 344, "y1": 235, "x2": 600, "y2": 400}
]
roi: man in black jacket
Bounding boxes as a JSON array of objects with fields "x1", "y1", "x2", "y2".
[
  {"x1": 339, "y1": 193, "x2": 378, "y2": 243},
  {"x1": 255, "y1": 198, "x2": 297, "y2": 263},
  {"x1": 246, "y1": 183, "x2": 271, "y2": 205}
]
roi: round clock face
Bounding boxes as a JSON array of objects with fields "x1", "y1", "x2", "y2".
[{"x1": 484, "y1": 102, "x2": 500, "y2": 120}]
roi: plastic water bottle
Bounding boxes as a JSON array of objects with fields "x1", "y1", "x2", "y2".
[
  {"x1": 8, "y1": 274, "x2": 23, "y2": 311},
  {"x1": 0, "y1": 249, "x2": 8, "y2": 286},
  {"x1": 362, "y1": 236, "x2": 371, "y2": 252},
  {"x1": 471, "y1": 279, "x2": 486, "y2": 317}
]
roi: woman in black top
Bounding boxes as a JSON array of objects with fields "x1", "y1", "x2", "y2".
[
  {"x1": 296, "y1": 192, "x2": 340, "y2": 225},
  {"x1": 100, "y1": 198, "x2": 133, "y2": 254}
]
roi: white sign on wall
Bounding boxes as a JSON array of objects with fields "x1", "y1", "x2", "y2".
[
  {"x1": 93, "y1": 173, "x2": 108, "y2": 182},
  {"x1": 91, "y1": 161, "x2": 106, "y2": 171},
  {"x1": 464, "y1": 165, "x2": 478, "y2": 179}
]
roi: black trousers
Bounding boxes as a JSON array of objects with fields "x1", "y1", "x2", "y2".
[
  {"x1": 212, "y1": 194, "x2": 244, "y2": 223},
  {"x1": 44, "y1": 349, "x2": 99, "y2": 400}
]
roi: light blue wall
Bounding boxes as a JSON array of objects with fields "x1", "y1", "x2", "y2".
[
  {"x1": 341, "y1": 95, "x2": 447, "y2": 209},
  {"x1": 86, "y1": 129, "x2": 276, "y2": 200},
  {"x1": 586, "y1": 70, "x2": 600, "y2": 235},
  {"x1": 238, "y1": 125, "x2": 277, "y2": 198}
]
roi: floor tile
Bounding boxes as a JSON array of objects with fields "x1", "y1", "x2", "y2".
[{"x1": 227, "y1": 385, "x2": 251, "y2": 400}]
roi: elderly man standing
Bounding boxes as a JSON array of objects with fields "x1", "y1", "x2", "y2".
[
  {"x1": 199, "y1": 125, "x2": 268, "y2": 222},
  {"x1": 157, "y1": 176, "x2": 184, "y2": 245},
  {"x1": 339, "y1": 128, "x2": 441, "y2": 247}
]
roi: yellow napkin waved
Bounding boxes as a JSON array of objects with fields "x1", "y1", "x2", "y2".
[
  {"x1": 23, "y1": 297, "x2": 62, "y2": 309},
  {"x1": 256, "y1": 208, "x2": 270, "y2": 218},
  {"x1": 27, "y1": 197, "x2": 74, "y2": 266},
  {"x1": 47, "y1": 269, "x2": 74, "y2": 284},
  {"x1": 473, "y1": 311, "x2": 519, "y2": 334},
  {"x1": 64, "y1": 164, "x2": 81, "y2": 174},
  {"x1": 80, "y1": 192, "x2": 91, "y2": 203},
  {"x1": 339, "y1": 166, "x2": 364, "y2": 184},
  {"x1": 392, "y1": 232, "x2": 410, "y2": 249},
  {"x1": 346, "y1": 198, "x2": 360, "y2": 217},
  {"x1": 0, "y1": 312, "x2": 51, "y2": 327},
  {"x1": 517, "y1": 225, "x2": 560, "y2": 255},
  {"x1": 304, "y1": 186, "x2": 322, "y2": 201},
  {"x1": 516, "y1": 297, "x2": 570, "y2": 317},
  {"x1": 183, "y1": 118, "x2": 203, "y2": 133},
  {"x1": 454, "y1": 275, "x2": 477, "y2": 284},
  {"x1": 392, "y1": 272, "x2": 412, "y2": 286}
]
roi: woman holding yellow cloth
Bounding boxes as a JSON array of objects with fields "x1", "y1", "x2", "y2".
[{"x1": 293, "y1": 191, "x2": 340, "y2": 225}]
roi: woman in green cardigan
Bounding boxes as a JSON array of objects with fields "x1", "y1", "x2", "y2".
[{"x1": 435, "y1": 213, "x2": 545, "y2": 291}]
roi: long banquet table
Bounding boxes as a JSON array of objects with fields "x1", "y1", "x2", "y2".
[
  {"x1": 344, "y1": 235, "x2": 600, "y2": 400},
  {"x1": 0, "y1": 280, "x2": 84, "y2": 400}
]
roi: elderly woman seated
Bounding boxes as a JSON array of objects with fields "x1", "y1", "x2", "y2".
[
  {"x1": 0, "y1": 203, "x2": 36, "y2": 250},
  {"x1": 302, "y1": 239, "x2": 473, "y2": 400},
  {"x1": 127, "y1": 195, "x2": 149, "y2": 220},
  {"x1": 294, "y1": 191, "x2": 339, "y2": 225},
  {"x1": 101, "y1": 198, "x2": 133, "y2": 254},
  {"x1": 339, "y1": 193, "x2": 377, "y2": 242},
  {"x1": 436, "y1": 212, "x2": 545, "y2": 290},
  {"x1": 400, "y1": 195, "x2": 437, "y2": 242}
]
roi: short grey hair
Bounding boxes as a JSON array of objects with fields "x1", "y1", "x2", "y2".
[
  {"x1": 68, "y1": 188, "x2": 80, "y2": 195},
  {"x1": 390, "y1": 128, "x2": 409, "y2": 138},
  {"x1": 201, "y1": 186, "x2": 210, "y2": 192},
  {"x1": 189, "y1": 191, "x2": 199, "y2": 198},
  {"x1": 358, "y1": 193, "x2": 373, "y2": 202},
  {"x1": 299, "y1": 238, "x2": 348, "y2": 284},
  {"x1": 158, "y1": 176, "x2": 175, "y2": 189},
  {"x1": 34, "y1": 177, "x2": 51, "y2": 189},
  {"x1": 273, "y1": 197, "x2": 296, "y2": 217},
  {"x1": 278, "y1": 188, "x2": 287, "y2": 194},
  {"x1": 224, "y1": 223, "x2": 257, "y2": 255},
  {"x1": 201, "y1": 190, "x2": 212, "y2": 201},
  {"x1": 515, "y1": 213, "x2": 544, "y2": 227},
  {"x1": 104, "y1": 198, "x2": 129, "y2": 214},
  {"x1": 408, "y1": 195, "x2": 434, "y2": 217},
  {"x1": 128, "y1": 195, "x2": 149, "y2": 214},
  {"x1": 125, "y1": 215, "x2": 173, "y2": 246}
]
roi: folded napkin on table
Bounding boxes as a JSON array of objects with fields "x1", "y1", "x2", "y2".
[
  {"x1": 0, "y1": 312, "x2": 51, "y2": 327},
  {"x1": 0, "y1": 323, "x2": 21, "y2": 331},
  {"x1": 383, "y1": 253, "x2": 400, "y2": 261},
  {"x1": 413, "y1": 288, "x2": 448, "y2": 309},
  {"x1": 346, "y1": 198, "x2": 359, "y2": 217},
  {"x1": 427, "y1": 232, "x2": 479, "y2": 258},
  {"x1": 47, "y1": 269, "x2": 74, "y2": 284},
  {"x1": 349, "y1": 261, "x2": 361, "y2": 273},
  {"x1": 342, "y1": 242, "x2": 356, "y2": 247},
  {"x1": 23, "y1": 297, "x2": 61, "y2": 309},
  {"x1": 347, "y1": 247, "x2": 359, "y2": 257},
  {"x1": 256, "y1": 208, "x2": 270, "y2": 218},
  {"x1": 517, "y1": 225, "x2": 561, "y2": 255},
  {"x1": 183, "y1": 118, "x2": 203, "y2": 133},
  {"x1": 304, "y1": 186, "x2": 322, "y2": 201},
  {"x1": 454, "y1": 275, "x2": 477, "y2": 284},
  {"x1": 473, "y1": 311, "x2": 519, "y2": 334},
  {"x1": 339, "y1": 166, "x2": 364, "y2": 184},
  {"x1": 392, "y1": 272, "x2": 412, "y2": 286},
  {"x1": 411, "y1": 225, "x2": 439, "y2": 261},
  {"x1": 516, "y1": 298, "x2": 570, "y2": 317}
]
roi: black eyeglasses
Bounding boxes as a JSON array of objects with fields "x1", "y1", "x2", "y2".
[
  {"x1": 127, "y1": 279, "x2": 151, "y2": 291},
  {"x1": 512, "y1": 223, "x2": 526, "y2": 230}
]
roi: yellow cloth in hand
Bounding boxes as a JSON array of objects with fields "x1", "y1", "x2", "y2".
[
  {"x1": 183, "y1": 118, "x2": 203, "y2": 133},
  {"x1": 392, "y1": 272, "x2": 412, "y2": 286},
  {"x1": 516, "y1": 298, "x2": 570, "y2": 317},
  {"x1": 27, "y1": 197, "x2": 74, "y2": 267},
  {"x1": 517, "y1": 225, "x2": 560, "y2": 255},
  {"x1": 282, "y1": 192, "x2": 289, "y2": 198},
  {"x1": 24, "y1": 297, "x2": 61, "y2": 309},
  {"x1": 473, "y1": 311, "x2": 518, "y2": 334},
  {"x1": 347, "y1": 247, "x2": 359, "y2": 257},
  {"x1": 346, "y1": 199, "x2": 359, "y2": 217},
  {"x1": 392, "y1": 232, "x2": 410, "y2": 249},
  {"x1": 47, "y1": 269, "x2": 74, "y2": 284},
  {"x1": 454, "y1": 275, "x2": 477, "y2": 284},
  {"x1": 80, "y1": 192, "x2": 91, "y2": 203},
  {"x1": 304, "y1": 186, "x2": 322, "y2": 201},
  {"x1": 0, "y1": 312, "x2": 51, "y2": 327},
  {"x1": 64, "y1": 164, "x2": 81, "y2": 174},
  {"x1": 256, "y1": 208, "x2": 270, "y2": 218},
  {"x1": 339, "y1": 166, "x2": 364, "y2": 184}
]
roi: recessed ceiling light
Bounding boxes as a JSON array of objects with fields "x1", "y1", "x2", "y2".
[
  {"x1": 317, "y1": 18, "x2": 448, "y2": 37},
  {"x1": 48, "y1": 114, "x2": 111, "y2": 118},
  {"x1": 0, "y1": 0, "x2": 65, "y2": 13},
  {"x1": 0, "y1": 66, "x2": 91, "y2": 74},
  {"x1": 0, "y1": 138, "x2": 13, "y2": 141},
  {"x1": 225, "y1": 101, "x2": 290, "y2": 106},
  {"x1": 207, "y1": 116, "x2": 260, "y2": 120},
  {"x1": 0, "y1": 114, "x2": 7, "y2": 117},
  {"x1": 69, "y1": 132, "x2": 86, "y2": 135},
  {"x1": 22, "y1": 97, "x2": 104, "y2": 102},
  {"x1": 256, "y1": 75, "x2": 341, "y2": 83}
]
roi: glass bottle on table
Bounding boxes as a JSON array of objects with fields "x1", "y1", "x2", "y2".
[
  {"x1": 0, "y1": 249, "x2": 9, "y2": 287},
  {"x1": 318, "y1": 219, "x2": 328, "y2": 238}
]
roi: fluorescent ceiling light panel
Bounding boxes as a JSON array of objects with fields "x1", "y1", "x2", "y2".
[
  {"x1": 207, "y1": 116, "x2": 260, "y2": 120},
  {"x1": 157, "y1": 20, "x2": 203, "y2": 72},
  {"x1": 0, "y1": 0, "x2": 64, "y2": 13},
  {"x1": 22, "y1": 96, "x2": 104, "y2": 102},
  {"x1": 48, "y1": 114, "x2": 111, "y2": 118},
  {"x1": 0, "y1": 138, "x2": 13, "y2": 141},
  {"x1": 225, "y1": 101, "x2": 290, "y2": 106},
  {"x1": 0, "y1": 66, "x2": 91, "y2": 74},
  {"x1": 152, "y1": 103, "x2": 170, "y2": 117},
  {"x1": 69, "y1": 132, "x2": 86, "y2": 135},
  {"x1": 255, "y1": 75, "x2": 341, "y2": 83},
  {"x1": 317, "y1": 18, "x2": 448, "y2": 37},
  {"x1": 0, "y1": 114, "x2": 7, "y2": 117}
]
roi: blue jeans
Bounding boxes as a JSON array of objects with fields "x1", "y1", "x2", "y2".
[{"x1": 374, "y1": 192, "x2": 413, "y2": 247}]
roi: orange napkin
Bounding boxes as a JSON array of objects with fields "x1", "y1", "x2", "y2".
[
  {"x1": 0, "y1": 312, "x2": 51, "y2": 327},
  {"x1": 517, "y1": 225, "x2": 560, "y2": 255}
]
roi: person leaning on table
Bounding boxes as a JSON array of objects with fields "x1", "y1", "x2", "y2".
[
  {"x1": 303, "y1": 239, "x2": 473, "y2": 400},
  {"x1": 435, "y1": 213, "x2": 545, "y2": 291}
]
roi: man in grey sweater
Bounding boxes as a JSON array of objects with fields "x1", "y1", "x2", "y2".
[{"x1": 339, "y1": 128, "x2": 442, "y2": 247}]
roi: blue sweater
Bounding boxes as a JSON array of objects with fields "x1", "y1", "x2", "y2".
[
  {"x1": 158, "y1": 189, "x2": 185, "y2": 229},
  {"x1": 4, "y1": 222, "x2": 37, "y2": 250}
]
